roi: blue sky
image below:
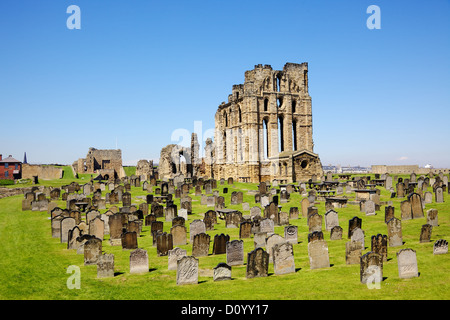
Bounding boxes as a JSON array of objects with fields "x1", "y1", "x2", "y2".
[{"x1": 1, "y1": 0, "x2": 449, "y2": 168}]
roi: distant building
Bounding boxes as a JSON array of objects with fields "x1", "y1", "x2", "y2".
[{"x1": 0, "y1": 154, "x2": 22, "y2": 180}]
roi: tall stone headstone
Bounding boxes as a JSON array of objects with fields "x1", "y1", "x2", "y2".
[
  {"x1": 345, "y1": 241, "x2": 362, "y2": 265},
  {"x1": 273, "y1": 242, "x2": 295, "y2": 275},
  {"x1": 360, "y1": 252, "x2": 383, "y2": 285},
  {"x1": 435, "y1": 187, "x2": 444, "y2": 203},
  {"x1": 371, "y1": 234, "x2": 388, "y2": 262},
  {"x1": 97, "y1": 253, "x2": 115, "y2": 278},
  {"x1": 397, "y1": 248, "x2": 419, "y2": 279},
  {"x1": 426, "y1": 209, "x2": 439, "y2": 227},
  {"x1": 409, "y1": 193, "x2": 424, "y2": 219},
  {"x1": 246, "y1": 248, "x2": 269, "y2": 279},
  {"x1": 325, "y1": 210, "x2": 339, "y2": 232},
  {"x1": 192, "y1": 233, "x2": 210, "y2": 257},
  {"x1": 189, "y1": 219, "x2": 206, "y2": 242},
  {"x1": 171, "y1": 225, "x2": 187, "y2": 246},
  {"x1": 156, "y1": 232, "x2": 173, "y2": 256},
  {"x1": 168, "y1": 247, "x2": 187, "y2": 270},
  {"x1": 387, "y1": 217, "x2": 403, "y2": 247},
  {"x1": 266, "y1": 234, "x2": 286, "y2": 263},
  {"x1": 308, "y1": 239, "x2": 330, "y2": 269},
  {"x1": 84, "y1": 237, "x2": 102, "y2": 265},
  {"x1": 176, "y1": 256, "x2": 198, "y2": 285},
  {"x1": 419, "y1": 224, "x2": 432, "y2": 243},
  {"x1": 129, "y1": 248, "x2": 149, "y2": 274},
  {"x1": 226, "y1": 239, "x2": 244, "y2": 266}
]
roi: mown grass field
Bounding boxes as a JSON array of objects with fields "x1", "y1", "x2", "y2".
[{"x1": 0, "y1": 168, "x2": 449, "y2": 300}]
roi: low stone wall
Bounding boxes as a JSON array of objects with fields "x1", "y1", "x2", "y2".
[
  {"x1": 22, "y1": 164, "x2": 63, "y2": 180},
  {"x1": 0, "y1": 187, "x2": 28, "y2": 199}
]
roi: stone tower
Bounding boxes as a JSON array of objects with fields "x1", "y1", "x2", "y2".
[{"x1": 212, "y1": 62, "x2": 323, "y2": 183}]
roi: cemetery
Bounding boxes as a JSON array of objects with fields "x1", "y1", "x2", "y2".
[{"x1": 0, "y1": 168, "x2": 449, "y2": 300}]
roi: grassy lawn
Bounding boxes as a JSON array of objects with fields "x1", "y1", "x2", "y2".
[{"x1": 0, "y1": 170, "x2": 449, "y2": 300}]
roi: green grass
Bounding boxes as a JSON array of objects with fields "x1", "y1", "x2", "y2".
[{"x1": 0, "y1": 174, "x2": 449, "y2": 300}]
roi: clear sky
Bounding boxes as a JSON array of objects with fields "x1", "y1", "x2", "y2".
[{"x1": 1, "y1": 0, "x2": 449, "y2": 168}]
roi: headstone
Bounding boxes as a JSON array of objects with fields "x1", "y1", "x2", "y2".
[
  {"x1": 121, "y1": 231, "x2": 138, "y2": 250},
  {"x1": 129, "y1": 248, "x2": 149, "y2": 274},
  {"x1": 308, "y1": 213, "x2": 322, "y2": 233},
  {"x1": 364, "y1": 200, "x2": 376, "y2": 216},
  {"x1": 84, "y1": 237, "x2": 102, "y2": 265},
  {"x1": 371, "y1": 234, "x2": 388, "y2": 262},
  {"x1": 435, "y1": 187, "x2": 444, "y2": 203},
  {"x1": 387, "y1": 217, "x2": 403, "y2": 247},
  {"x1": 289, "y1": 207, "x2": 299, "y2": 220},
  {"x1": 189, "y1": 219, "x2": 206, "y2": 242},
  {"x1": 409, "y1": 193, "x2": 424, "y2": 219},
  {"x1": 266, "y1": 234, "x2": 286, "y2": 263},
  {"x1": 239, "y1": 221, "x2": 252, "y2": 239},
  {"x1": 89, "y1": 217, "x2": 105, "y2": 241},
  {"x1": 360, "y1": 252, "x2": 383, "y2": 285},
  {"x1": 60, "y1": 217, "x2": 76, "y2": 243},
  {"x1": 308, "y1": 240, "x2": 330, "y2": 269},
  {"x1": 168, "y1": 247, "x2": 187, "y2": 270},
  {"x1": 419, "y1": 224, "x2": 432, "y2": 243},
  {"x1": 259, "y1": 218, "x2": 274, "y2": 234},
  {"x1": 246, "y1": 248, "x2": 269, "y2": 279},
  {"x1": 284, "y1": 225, "x2": 298, "y2": 244},
  {"x1": 325, "y1": 210, "x2": 339, "y2": 232},
  {"x1": 345, "y1": 241, "x2": 363, "y2": 265},
  {"x1": 301, "y1": 198, "x2": 309, "y2": 217},
  {"x1": 192, "y1": 233, "x2": 210, "y2": 257},
  {"x1": 109, "y1": 214, "x2": 123, "y2": 246},
  {"x1": 250, "y1": 206, "x2": 262, "y2": 218},
  {"x1": 351, "y1": 228, "x2": 365, "y2": 249},
  {"x1": 330, "y1": 226, "x2": 343, "y2": 240},
  {"x1": 433, "y1": 239, "x2": 448, "y2": 255},
  {"x1": 156, "y1": 232, "x2": 173, "y2": 256},
  {"x1": 225, "y1": 211, "x2": 242, "y2": 228},
  {"x1": 397, "y1": 248, "x2": 419, "y2": 279},
  {"x1": 213, "y1": 263, "x2": 232, "y2": 281},
  {"x1": 254, "y1": 232, "x2": 267, "y2": 248},
  {"x1": 273, "y1": 242, "x2": 295, "y2": 275},
  {"x1": 384, "y1": 206, "x2": 395, "y2": 223},
  {"x1": 213, "y1": 233, "x2": 230, "y2": 255},
  {"x1": 97, "y1": 253, "x2": 115, "y2": 278},
  {"x1": 176, "y1": 256, "x2": 198, "y2": 285},
  {"x1": 348, "y1": 216, "x2": 362, "y2": 239},
  {"x1": 424, "y1": 192, "x2": 433, "y2": 204},
  {"x1": 426, "y1": 209, "x2": 438, "y2": 227},
  {"x1": 171, "y1": 225, "x2": 187, "y2": 246},
  {"x1": 226, "y1": 239, "x2": 244, "y2": 266}
]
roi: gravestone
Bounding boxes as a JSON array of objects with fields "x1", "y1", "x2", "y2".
[
  {"x1": 250, "y1": 206, "x2": 262, "y2": 218},
  {"x1": 122, "y1": 192, "x2": 131, "y2": 207},
  {"x1": 424, "y1": 192, "x2": 433, "y2": 204},
  {"x1": 213, "y1": 233, "x2": 230, "y2": 255},
  {"x1": 189, "y1": 219, "x2": 206, "y2": 242},
  {"x1": 364, "y1": 200, "x2": 376, "y2": 216},
  {"x1": 289, "y1": 207, "x2": 299, "y2": 220},
  {"x1": 348, "y1": 216, "x2": 362, "y2": 239},
  {"x1": 387, "y1": 217, "x2": 403, "y2": 247},
  {"x1": 266, "y1": 234, "x2": 286, "y2": 263},
  {"x1": 89, "y1": 217, "x2": 105, "y2": 241},
  {"x1": 239, "y1": 221, "x2": 252, "y2": 239},
  {"x1": 168, "y1": 247, "x2": 187, "y2": 270},
  {"x1": 171, "y1": 225, "x2": 187, "y2": 246},
  {"x1": 371, "y1": 234, "x2": 388, "y2": 262},
  {"x1": 67, "y1": 226, "x2": 82, "y2": 250},
  {"x1": 330, "y1": 226, "x2": 343, "y2": 240},
  {"x1": 308, "y1": 213, "x2": 322, "y2": 233},
  {"x1": 121, "y1": 231, "x2": 138, "y2": 250},
  {"x1": 384, "y1": 206, "x2": 395, "y2": 223},
  {"x1": 397, "y1": 248, "x2": 419, "y2": 279},
  {"x1": 435, "y1": 187, "x2": 444, "y2": 203},
  {"x1": 246, "y1": 248, "x2": 269, "y2": 279},
  {"x1": 97, "y1": 253, "x2": 115, "y2": 278},
  {"x1": 60, "y1": 217, "x2": 76, "y2": 243},
  {"x1": 226, "y1": 239, "x2": 244, "y2": 266},
  {"x1": 419, "y1": 224, "x2": 432, "y2": 243},
  {"x1": 254, "y1": 232, "x2": 267, "y2": 248},
  {"x1": 308, "y1": 231, "x2": 324, "y2": 243},
  {"x1": 325, "y1": 210, "x2": 339, "y2": 232},
  {"x1": 351, "y1": 228, "x2": 365, "y2": 249},
  {"x1": 360, "y1": 252, "x2": 383, "y2": 285},
  {"x1": 273, "y1": 242, "x2": 295, "y2": 275},
  {"x1": 109, "y1": 214, "x2": 124, "y2": 246},
  {"x1": 301, "y1": 198, "x2": 310, "y2": 217},
  {"x1": 400, "y1": 200, "x2": 412, "y2": 220},
  {"x1": 192, "y1": 233, "x2": 210, "y2": 257},
  {"x1": 176, "y1": 256, "x2": 198, "y2": 285},
  {"x1": 84, "y1": 237, "x2": 102, "y2": 265},
  {"x1": 130, "y1": 248, "x2": 149, "y2": 274},
  {"x1": 426, "y1": 209, "x2": 438, "y2": 227},
  {"x1": 284, "y1": 225, "x2": 298, "y2": 244},
  {"x1": 156, "y1": 232, "x2": 173, "y2": 256},
  {"x1": 308, "y1": 240, "x2": 330, "y2": 269},
  {"x1": 409, "y1": 193, "x2": 423, "y2": 219},
  {"x1": 345, "y1": 241, "x2": 363, "y2": 265},
  {"x1": 433, "y1": 239, "x2": 448, "y2": 255},
  {"x1": 225, "y1": 211, "x2": 242, "y2": 228},
  {"x1": 259, "y1": 218, "x2": 274, "y2": 234},
  {"x1": 213, "y1": 263, "x2": 232, "y2": 281}
]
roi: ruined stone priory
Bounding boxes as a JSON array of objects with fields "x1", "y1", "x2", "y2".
[{"x1": 211, "y1": 62, "x2": 323, "y2": 183}]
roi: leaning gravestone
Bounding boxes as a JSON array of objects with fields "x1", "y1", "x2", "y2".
[
  {"x1": 226, "y1": 239, "x2": 244, "y2": 266},
  {"x1": 308, "y1": 239, "x2": 330, "y2": 269},
  {"x1": 97, "y1": 254, "x2": 114, "y2": 278},
  {"x1": 273, "y1": 242, "x2": 295, "y2": 275},
  {"x1": 348, "y1": 216, "x2": 362, "y2": 239},
  {"x1": 213, "y1": 263, "x2": 232, "y2": 281},
  {"x1": 177, "y1": 256, "x2": 198, "y2": 285},
  {"x1": 433, "y1": 239, "x2": 448, "y2": 255},
  {"x1": 129, "y1": 248, "x2": 149, "y2": 274},
  {"x1": 397, "y1": 248, "x2": 419, "y2": 279},
  {"x1": 246, "y1": 247, "x2": 269, "y2": 279},
  {"x1": 360, "y1": 251, "x2": 383, "y2": 285}
]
